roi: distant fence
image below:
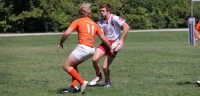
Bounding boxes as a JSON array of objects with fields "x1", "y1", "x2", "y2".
[{"x1": 0, "y1": 28, "x2": 188, "y2": 37}]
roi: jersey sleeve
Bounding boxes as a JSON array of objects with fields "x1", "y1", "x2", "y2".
[
  {"x1": 97, "y1": 20, "x2": 103, "y2": 28},
  {"x1": 96, "y1": 24, "x2": 103, "y2": 35},
  {"x1": 68, "y1": 20, "x2": 78, "y2": 31},
  {"x1": 112, "y1": 15, "x2": 125, "y2": 26}
]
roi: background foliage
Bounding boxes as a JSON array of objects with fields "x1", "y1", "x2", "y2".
[{"x1": 0, "y1": 0, "x2": 198, "y2": 33}]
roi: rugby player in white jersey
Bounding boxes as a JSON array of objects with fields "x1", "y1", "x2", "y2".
[{"x1": 89, "y1": 3, "x2": 130, "y2": 87}]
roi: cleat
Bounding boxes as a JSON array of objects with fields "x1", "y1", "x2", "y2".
[
  {"x1": 197, "y1": 80, "x2": 200, "y2": 85},
  {"x1": 104, "y1": 81, "x2": 111, "y2": 87},
  {"x1": 81, "y1": 81, "x2": 88, "y2": 94},
  {"x1": 63, "y1": 86, "x2": 80, "y2": 93},
  {"x1": 89, "y1": 76, "x2": 102, "y2": 85}
]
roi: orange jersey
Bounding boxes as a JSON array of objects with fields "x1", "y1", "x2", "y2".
[
  {"x1": 69, "y1": 17, "x2": 103, "y2": 47},
  {"x1": 196, "y1": 23, "x2": 200, "y2": 31}
]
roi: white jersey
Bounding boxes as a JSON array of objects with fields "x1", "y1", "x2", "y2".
[{"x1": 98, "y1": 14, "x2": 125, "y2": 41}]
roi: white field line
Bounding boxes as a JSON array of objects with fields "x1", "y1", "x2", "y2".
[
  {"x1": 129, "y1": 28, "x2": 188, "y2": 32},
  {"x1": 0, "y1": 28, "x2": 188, "y2": 37}
]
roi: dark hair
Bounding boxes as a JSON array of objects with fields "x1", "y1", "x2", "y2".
[{"x1": 99, "y1": 3, "x2": 112, "y2": 13}]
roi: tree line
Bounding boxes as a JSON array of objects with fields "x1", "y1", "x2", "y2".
[{"x1": 0, "y1": 0, "x2": 198, "y2": 33}]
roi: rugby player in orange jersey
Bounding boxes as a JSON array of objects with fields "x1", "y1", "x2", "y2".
[
  {"x1": 56, "y1": 3, "x2": 113, "y2": 94},
  {"x1": 193, "y1": 20, "x2": 200, "y2": 45},
  {"x1": 195, "y1": 20, "x2": 200, "y2": 41}
]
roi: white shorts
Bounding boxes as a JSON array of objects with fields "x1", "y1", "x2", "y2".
[{"x1": 72, "y1": 44, "x2": 95, "y2": 61}]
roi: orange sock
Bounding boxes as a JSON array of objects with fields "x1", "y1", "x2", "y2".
[
  {"x1": 71, "y1": 77, "x2": 77, "y2": 87},
  {"x1": 68, "y1": 68, "x2": 84, "y2": 85},
  {"x1": 71, "y1": 67, "x2": 78, "y2": 87}
]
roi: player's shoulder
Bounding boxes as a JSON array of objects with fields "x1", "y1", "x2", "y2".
[
  {"x1": 75, "y1": 17, "x2": 96, "y2": 24},
  {"x1": 84, "y1": 18, "x2": 99, "y2": 27},
  {"x1": 98, "y1": 18, "x2": 104, "y2": 24},
  {"x1": 94, "y1": 22, "x2": 101, "y2": 29},
  {"x1": 71, "y1": 18, "x2": 81, "y2": 24},
  {"x1": 111, "y1": 14, "x2": 125, "y2": 21},
  {"x1": 111, "y1": 14, "x2": 119, "y2": 19},
  {"x1": 75, "y1": 17, "x2": 86, "y2": 22}
]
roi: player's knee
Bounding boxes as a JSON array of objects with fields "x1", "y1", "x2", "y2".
[
  {"x1": 102, "y1": 65, "x2": 108, "y2": 70},
  {"x1": 63, "y1": 66, "x2": 67, "y2": 71},
  {"x1": 63, "y1": 63, "x2": 71, "y2": 72},
  {"x1": 92, "y1": 56, "x2": 99, "y2": 63}
]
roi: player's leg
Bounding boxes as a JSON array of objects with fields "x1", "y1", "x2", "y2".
[
  {"x1": 63, "y1": 53, "x2": 84, "y2": 85},
  {"x1": 63, "y1": 55, "x2": 88, "y2": 94},
  {"x1": 102, "y1": 55, "x2": 114, "y2": 87},
  {"x1": 63, "y1": 45, "x2": 95, "y2": 93},
  {"x1": 89, "y1": 48, "x2": 105, "y2": 85},
  {"x1": 71, "y1": 66, "x2": 78, "y2": 86},
  {"x1": 65, "y1": 66, "x2": 80, "y2": 93},
  {"x1": 195, "y1": 30, "x2": 200, "y2": 40},
  {"x1": 93, "y1": 48, "x2": 105, "y2": 77}
]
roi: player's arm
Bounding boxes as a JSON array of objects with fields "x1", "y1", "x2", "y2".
[
  {"x1": 56, "y1": 28, "x2": 73, "y2": 52},
  {"x1": 98, "y1": 34, "x2": 111, "y2": 49},
  {"x1": 118, "y1": 22, "x2": 129, "y2": 48},
  {"x1": 57, "y1": 20, "x2": 77, "y2": 52},
  {"x1": 98, "y1": 34, "x2": 113, "y2": 54},
  {"x1": 59, "y1": 28, "x2": 73, "y2": 46},
  {"x1": 120, "y1": 22, "x2": 130, "y2": 42},
  {"x1": 113, "y1": 15, "x2": 130, "y2": 48}
]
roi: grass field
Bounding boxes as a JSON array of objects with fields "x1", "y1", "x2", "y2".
[{"x1": 1, "y1": 31, "x2": 200, "y2": 96}]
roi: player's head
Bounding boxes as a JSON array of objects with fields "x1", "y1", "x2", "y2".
[
  {"x1": 79, "y1": 3, "x2": 92, "y2": 17},
  {"x1": 99, "y1": 3, "x2": 112, "y2": 19}
]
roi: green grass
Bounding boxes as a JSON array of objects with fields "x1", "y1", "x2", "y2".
[{"x1": 1, "y1": 31, "x2": 200, "y2": 96}]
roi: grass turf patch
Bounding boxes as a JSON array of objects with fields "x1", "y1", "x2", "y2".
[{"x1": 1, "y1": 31, "x2": 200, "y2": 96}]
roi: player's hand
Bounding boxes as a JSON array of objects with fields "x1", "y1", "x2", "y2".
[
  {"x1": 118, "y1": 40, "x2": 124, "y2": 50},
  {"x1": 56, "y1": 44, "x2": 63, "y2": 52}
]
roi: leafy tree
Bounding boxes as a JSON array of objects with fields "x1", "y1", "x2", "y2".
[
  {"x1": 0, "y1": 0, "x2": 195, "y2": 33},
  {"x1": 0, "y1": 0, "x2": 13, "y2": 32}
]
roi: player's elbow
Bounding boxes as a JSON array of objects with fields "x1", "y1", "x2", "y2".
[
  {"x1": 126, "y1": 24, "x2": 130, "y2": 31},
  {"x1": 63, "y1": 28, "x2": 73, "y2": 36},
  {"x1": 123, "y1": 23, "x2": 130, "y2": 31},
  {"x1": 63, "y1": 32, "x2": 70, "y2": 36}
]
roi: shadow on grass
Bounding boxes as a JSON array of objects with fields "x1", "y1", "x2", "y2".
[
  {"x1": 56, "y1": 84, "x2": 105, "y2": 95},
  {"x1": 176, "y1": 81, "x2": 200, "y2": 87},
  {"x1": 88, "y1": 84, "x2": 105, "y2": 87},
  {"x1": 56, "y1": 88, "x2": 68, "y2": 94},
  {"x1": 56, "y1": 87, "x2": 80, "y2": 94}
]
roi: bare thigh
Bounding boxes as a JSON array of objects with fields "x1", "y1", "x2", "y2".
[
  {"x1": 93, "y1": 48, "x2": 105, "y2": 61},
  {"x1": 63, "y1": 53, "x2": 83, "y2": 71}
]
